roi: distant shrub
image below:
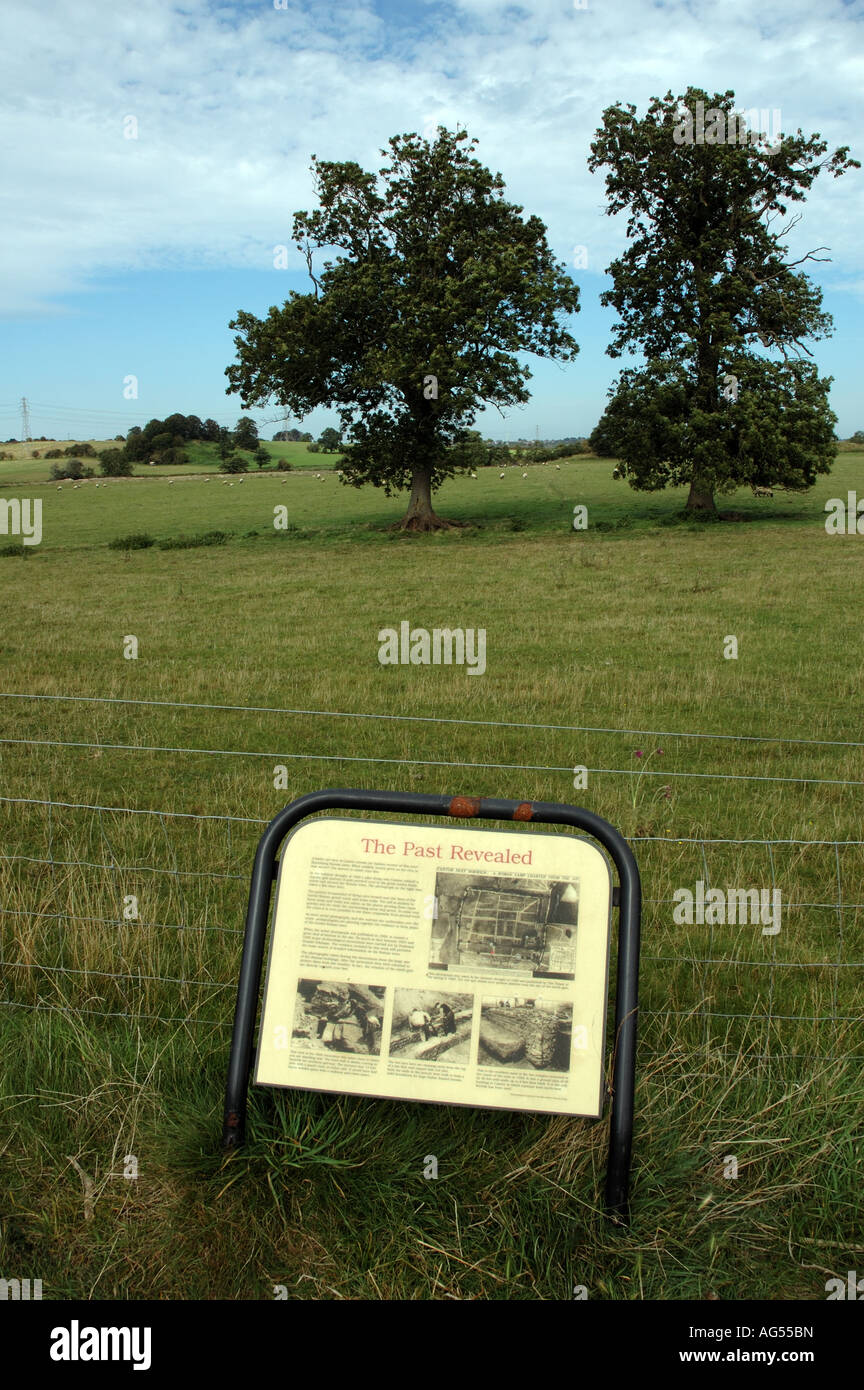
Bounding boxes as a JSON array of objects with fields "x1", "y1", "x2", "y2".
[
  {"x1": 50, "y1": 460, "x2": 95, "y2": 480},
  {"x1": 44, "y1": 449, "x2": 64, "y2": 459},
  {"x1": 219, "y1": 454, "x2": 247, "y2": 474},
  {"x1": 99, "y1": 448, "x2": 133, "y2": 477},
  {"x1": 157, "y1": 530, "x2": 229, "y2": 550},
  {"x1": 0, "y1": 450, "x2": 12, "y2": 461},
  {"x1": 108, "y1": 533, "x2": 155, "y2": 550},
  {"x1": 152, "y1": 447, "x2": 188, "y2": 467},
  {"x1": 276, "y1": 458, "x2": 292, "y2": 471},
  {"x1": 0, "y1": 542, "x2": 29, "y2": 557},
  {"x1": 63, "y1": 442, "x2": 96, "y2": 458},
  {"x1": 307, "y1": 442, "x2": 320, "y2": 453}
]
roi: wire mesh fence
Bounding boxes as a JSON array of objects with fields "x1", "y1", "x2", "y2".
[
  {"x1": 0, "y1": 692, "x2": 861, "y2": 1065},
  {"x1": 1, "y1": 793, "x2": 861, "y2": 1061}
]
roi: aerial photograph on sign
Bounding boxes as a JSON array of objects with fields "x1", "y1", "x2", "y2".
[{"x1": 428, "y1": 872, "x2": 580, "y2": 976}]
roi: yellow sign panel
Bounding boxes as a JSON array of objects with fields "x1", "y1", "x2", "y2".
[{"x1": 255, "y1": 818, "x2": 613, "y2": 1118}]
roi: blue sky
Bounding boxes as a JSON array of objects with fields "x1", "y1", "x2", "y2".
[{"x1": 1, "y1": 0, "x2": 863, "y2": 443}]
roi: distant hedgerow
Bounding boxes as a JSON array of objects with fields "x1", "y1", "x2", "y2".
[
  {"x1": 157, "y1": 530, "x2": 229, "y2": 550},
  {"x1": 108, "y1": 533, "x2": 155, "y2": 550}
]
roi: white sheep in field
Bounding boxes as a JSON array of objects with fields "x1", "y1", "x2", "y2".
[
  {"x1": 499, "y1": 471, "x2": 505, "y2": 478},
  {"x1": 555, "y1": 464, "x2": 560, "y2": 470},
  {"x1": 752, "y1": 486, "x2": 773, "y2": 498},
  {"x1": 522, "y1": 471, "x2": 528, "y2": 478},
  {"x1": 57, "y1": 485, "x2": 62, "y2": 491}
]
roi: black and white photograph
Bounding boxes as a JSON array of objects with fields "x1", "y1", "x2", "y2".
[
  {"x1": 388, "y1": 989, "x2": 474, "y2": 1063},
  {"x1": 291, "y1": 979, "x2": 386, "y2": 1056},
  {"x1": 477, "y1": 998, "x2": 573, "y2": 1074},
  {"x1": 428, "y1": 872, "x2": 579, "y2": 975}
]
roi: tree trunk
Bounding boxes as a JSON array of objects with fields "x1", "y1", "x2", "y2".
[
  {"x1": 397, "y1": 466, "x2": 459, "y2": 531},
  {"x1": 686, "y1": 476, "x2": 716, "y2": 514}
]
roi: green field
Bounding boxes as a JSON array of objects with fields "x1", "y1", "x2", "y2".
[
  {"x1": 0, "y1": 437, "x2": 329, "y2": 485},
  {"x1": 1, "y1": 452, "x2": 862, "y2": 1300}
]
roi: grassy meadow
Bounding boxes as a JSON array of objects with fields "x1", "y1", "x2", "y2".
[{"x1": 1, "y1": 446, "x2": 862, "y2": 1300}]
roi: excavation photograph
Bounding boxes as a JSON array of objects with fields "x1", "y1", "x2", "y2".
[
  {"x1": 388, "y1": 989, "x2": 474, "y2": 1064},
  {"x1": 478, "y1": 998, "x2": 573, "y2": 1074},
  {"x1": 291, "y1": 979, "x2": 386, "y2": 1057}
]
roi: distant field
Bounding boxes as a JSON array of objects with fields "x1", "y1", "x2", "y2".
[
  {"x1": 0, "y1": 437, "x2": 336, "y2": 484},
  {"x1": 1, "y1": 450, "x2": 862, "y2": 1301}
]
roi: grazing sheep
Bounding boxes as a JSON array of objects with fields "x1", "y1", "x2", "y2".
[
  {"x1": 499, "y1": 471, "x2": 505, "y2": 478},
  {"x1": 752, "y1": 486, "x2": 773, "y2": 498},
  {"x1": 522, "y1": 471, "x2": 528, "y2": 478},
  {"x1": 57, "y1": 485, "x2": 62, "y2": 491},
  {"x1": 612, "y1": 468, "x2": 621, "y2": 480}
]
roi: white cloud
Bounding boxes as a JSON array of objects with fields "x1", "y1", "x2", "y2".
[{"x1": 0, "y1": 0, "x2": 861, "y2": 314}]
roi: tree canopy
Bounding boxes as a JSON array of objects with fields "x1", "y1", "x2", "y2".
[
  {"x1": 588, "y1": 87, "x2": 858, "y2": 511},
  {"x1": 225, "y1": 127, "x2": 580, "y2": 528}
]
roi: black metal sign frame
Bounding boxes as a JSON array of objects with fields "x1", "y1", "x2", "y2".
[{"x1": 221, "y1": 789, "x2": 641, "y2": 1223}]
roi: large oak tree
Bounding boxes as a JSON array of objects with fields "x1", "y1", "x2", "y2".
[
  {"x1": 588, "y1": 88, "x2": 858, "y2": 512},
  {"x1": 225, "y1": 127, "x2": 580, "y2": 529}
]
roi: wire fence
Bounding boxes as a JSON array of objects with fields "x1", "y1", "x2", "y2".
[{"x1": 1, "y1": 693, "x2": 862, "y2": 1064}]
